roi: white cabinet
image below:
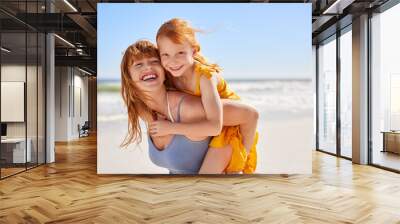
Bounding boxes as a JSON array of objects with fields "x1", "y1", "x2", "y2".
[{"x1": 1, "y1": 138, "x2": 32, "y2": 163}]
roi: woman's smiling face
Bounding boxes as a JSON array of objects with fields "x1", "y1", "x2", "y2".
[
  {"x1": 128, "y1": 56, "x2": 165, "y2": 92},
  {"x1": 157, "y1": 36, "x2": 195, "y2": 78}
]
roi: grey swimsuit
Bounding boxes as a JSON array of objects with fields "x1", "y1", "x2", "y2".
[{"x1": 148, "y1": 94, "x2": 211, "y2": 174}]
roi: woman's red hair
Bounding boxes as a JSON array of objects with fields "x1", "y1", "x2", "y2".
[{"x1": 120, "y1": 40, "x2": 159, "y2": 147}]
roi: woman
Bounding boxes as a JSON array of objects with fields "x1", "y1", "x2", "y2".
[{"x1": 120, "y1": 40, "x2": 232, "y2": 174}]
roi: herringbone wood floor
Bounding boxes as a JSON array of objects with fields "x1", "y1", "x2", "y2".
[{"x1": 1, "y1": 134, "x2": 400, "y2": 224}]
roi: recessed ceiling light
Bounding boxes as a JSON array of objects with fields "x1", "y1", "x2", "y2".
[
  {"x1": 63, "y1": 0, "x2": 78, "y2": 12},
  {"x1": 78, "y1": 67, "x2": 92, "y2": 76},
  {"x1": 54, "y1": 34, "x2": 75, "y2": 48},
  {"x1": 1, "y1": 47, "x2": 11, "y2": 53},
  {"x1": 323, "y1": 0, "x2": 355, "y2": 15}
]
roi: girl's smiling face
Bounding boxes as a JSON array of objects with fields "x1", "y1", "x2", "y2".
[
  {"x1": 157, "y1": 36, "x2": 195, "y2": 78},
  {"x1": 128, "y1": 56, "x2": 165, "y2": 92}
]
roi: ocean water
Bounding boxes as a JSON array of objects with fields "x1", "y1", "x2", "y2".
[{"x1": 98, "y1": 79, "x2": 314, "y2": 122}]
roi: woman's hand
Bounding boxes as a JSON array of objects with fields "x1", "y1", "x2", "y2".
[{"x1": 149, "y1": 113, "x2": 174, "y2": 136}]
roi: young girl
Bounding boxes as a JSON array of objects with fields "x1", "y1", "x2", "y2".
[{"x1": 150, "y1": 18, "x2": 259, "y2": 174}]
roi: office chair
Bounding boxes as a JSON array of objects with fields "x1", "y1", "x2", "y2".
[{"x1": 79, "y1": 121, "x2": 90, "y2": 138}]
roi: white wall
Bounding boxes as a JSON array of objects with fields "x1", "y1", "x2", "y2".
[
  {"x1": 55, "y1": 66, "x2": 69, "y2": 141},
  {"x1": 72, "y1": 72, "x2": 89, "y2": 138},
  {"x1": 1, "y1": 65, "x2": 37, "y2": 138},
  {"x1": 1, "y1": 63, "x2": 46, "y2": 164},
  {"x1": 1, "y1": 65, "x2": 26, "y2": 140},
  {"x1": 54, "y1": 67, "x2": 89, "y2": 141}
]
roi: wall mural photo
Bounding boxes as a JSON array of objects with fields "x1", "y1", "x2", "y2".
[{"x1": 97, "y1": 3, "x2": 313, "y2": 174}]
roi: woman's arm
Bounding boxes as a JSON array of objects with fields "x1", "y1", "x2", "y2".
[{"x1": 149, "y1": 76, "x2": 222, "y2": 137}]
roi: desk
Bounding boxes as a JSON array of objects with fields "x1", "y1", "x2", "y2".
[
  {"x1": 381, "y1": 131, "x2": 400, "y2": 154},
  {"x1": 1, "y1": 138, "x2": 31, "y2": 163}
]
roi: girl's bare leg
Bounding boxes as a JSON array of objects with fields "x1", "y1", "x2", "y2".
[
  {"x1": 198, "y1": 100, "x2": 258, "y2": 174},
  {"x1": 221, "y1": 99, "x2": 259, "y2": 154}
]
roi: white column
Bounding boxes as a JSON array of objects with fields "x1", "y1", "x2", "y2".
[
  {"x1": 45, "y1": 0, "x2": 55, "y2": 163},
  {"x1": 352, "y1": 14, "x2": 369, "y2": 164},
  {"x1": 46, "y1": 33, "x2": 55, "y2": 163}
]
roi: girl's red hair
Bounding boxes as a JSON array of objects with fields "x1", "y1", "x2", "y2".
[{"x1": 156, "y1": 18, "x2": 221, "y2": 73}]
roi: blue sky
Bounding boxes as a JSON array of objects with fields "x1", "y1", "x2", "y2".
[{"x1": 98, "y1": 3, "x2": 311, "y2": 80}]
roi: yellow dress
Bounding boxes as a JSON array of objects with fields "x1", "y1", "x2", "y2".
[{"x1": 189, "y1": 62, "x2": 258, "y2": 174}]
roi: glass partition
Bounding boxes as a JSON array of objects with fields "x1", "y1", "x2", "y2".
[
  {"x1": 0, "y1": 1, "x2": 46, "y2": 179},
  {"x1": 317, "y1": 35, "x2": 337, "y2": 155},
  {"x1": 339, "y1": 27, "x2": 352, "y2": 158},
  {"x1": 371, "y1": 3, "x2": 400, "y2": 171},
  {"x1": 1, "y1": 30, "x2": 28, "y2": 177}
]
